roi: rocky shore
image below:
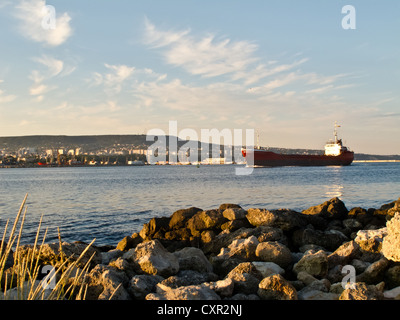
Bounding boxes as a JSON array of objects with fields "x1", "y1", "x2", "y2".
[{"x1": 5, "y1": 197, "x2": 400, "y2": 300}]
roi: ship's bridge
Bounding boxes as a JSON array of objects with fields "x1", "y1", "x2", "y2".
[{"x1": 324, "y1": 139, "x2": 347, "y2": 156}]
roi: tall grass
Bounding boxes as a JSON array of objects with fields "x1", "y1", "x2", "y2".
[{"x1": 0, "y1": 194, "x2": 96, "y2": 300}]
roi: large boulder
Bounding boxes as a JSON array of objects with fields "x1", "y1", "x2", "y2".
[
  {"x1": 169, "y1": 207, "x2": 203, "y2": 230},
  {"x1": 217, "y1": 235, "x2": 259, "y2": 261},
  {"x1": 327, "y1": 240, "x2": 361, "y2": 267},
  {"x1": 222, "y1": 208, "x2": 247, "y2": 220},
  {"x1": 226, "y1": 262, "x2": 263, "y2": 295},
  {"x1": 293, "y1": 250, "x2": 329, "y2": 278},
  {"x1": 85, "y1": 265, "x2": 131, "y2": 300},
  {"x1": 382, "y1": 212, "x2": 400, "y2": 262},
  {"x1": 123, "y1": 240, "x2": 179, "y2": 277},
  {"x1": 339, "y1": 282, "x2": 384, "y2": 300},
  {"x1": 173, "y1": 247, "x2": 213, "y2": 273},
  {"x1": 246, "y1": 208, "x2": 307, "y2": 231},
  {"x1": 255, "y1": 241, "x2": 292, "y2": 268},
  {"x1": 187, "y1": 210, "x2": 228, "y2": 236},
  {"x1": 257, "y1": 274, "x2": 298, "y2": 300},
  {"x1": 302, "y1": 197, "x2": 348, "y2": 220}
]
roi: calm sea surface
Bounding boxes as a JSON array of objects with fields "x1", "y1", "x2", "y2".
[{"x1": 0, "y1": 163, "x2": 399, "y2": 246}]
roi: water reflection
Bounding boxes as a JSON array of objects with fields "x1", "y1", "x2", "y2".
[{"x1": 325, "y1": 184, "x2": 344, "y2": 198}]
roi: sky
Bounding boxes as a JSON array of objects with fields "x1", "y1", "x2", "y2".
[{"x1": 0, "y1": 0, "x2": 399, "y2": 155}]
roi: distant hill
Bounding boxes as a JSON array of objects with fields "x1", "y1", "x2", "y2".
[{"x1": 0, "y1": 135, "x2": 399, "y2": 160}]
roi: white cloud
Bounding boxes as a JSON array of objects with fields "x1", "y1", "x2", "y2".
[
  {"x1": 89, "y1": 64, "x2": 135, "y2": 94},
  {"x1": 144, "y1": 19, "x2": 258, "y2": 79},
  {"x1": 14, "y1": 0, "x2": 72, "y2": 47},
  {"x1": 32, "y1": 55, "x2": 64, "y2": 77}
]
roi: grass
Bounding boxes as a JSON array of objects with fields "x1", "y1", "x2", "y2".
[{"x1": 0, "y1": 194, "x2": 96, "y2": 300}]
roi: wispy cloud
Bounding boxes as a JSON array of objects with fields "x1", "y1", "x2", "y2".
[
  {"x1": 89, "y1": 64, "x2": 135, "y2": 94},
  {"x1": 13, "y1": 0, "x2": 73, "y2": 47},
  {"x1": 144, "y1": 18, "x2": 259, "y2": 80},
  {"x1": 28, "y1": 55, "x2": 73, "y2": 101}
]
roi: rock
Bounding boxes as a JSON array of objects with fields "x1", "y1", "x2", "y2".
[
  {"x1": 139, "y1": 217, "x2": 170, "y2": 240},
  {"x1": 109, "y1": 257, "x2": 137, "y2": 279},
  {"x1": 15, "y1": 241, "x2": 102, "y2": 270},
  {"x1": 173, "y1": 247, "x2": 213, "y2": 273},
  {"x1": 204, "y1": 277, "x2": 234, "y2": 298},
  {"x1": 255, "y1": 241, "x2": 292, "y2": 268},
  {"x1": 383, "y1": 286, "x2": 400, "y2": 299},
  {"x1": 302, "y1": 197, "x2": 348, "y2": 220},
  {"x1": 219, "y1": 203, "x2": 242, "y2": 211},
  {"x1": 187, "y1": 210, "x2": 228, "y2": 236},
  {"x1": 297, "y1": 271, "x2": 319, "y2": 286},
  {"x1": 246, "y1": 208, "x2": 307, "y2": 231},
  {"x1": 355, "y1": 227, "x2": 387, "y2": 255},
  {"x1": 292, "y1": 228, "x2": 348, "y2": 252},
  {"x1": 217, "y1": 235, "x2": 259, "y2": 261},
  {"x1": 117, "y1": 233, "x2": 142, "y2": 251},
  {"x1": 327, "y1": 240, "x2": 360, "y2": 267},
  {"x1": 252, "y1": 262, "x2": 285, "y2": 278},
  {"x1": 385, "y1": 266, "x2": 400, "y2": 289},
  {"x1": 221, "y1": 219, "x2": 252, "y2": 232},
  {"x1": 159, "y1": 270, "x2": 217, "y2": 289},
  {"x1": 128, "y1": 274, "x2": 164, "y2": 300},
  {"x1": 227, "y1": 262, "x2": 263, "y2": 294},
  {"x1": 339, "y1": 282, "x2": 384, "y2": 300},
  {"x1": 85, "y1": 265, "x2": 130, "y2": 300},
  {"x1": 343, "y1": 218, "x2": 363, "y2": 230},
  {"x1": 382, "y1": 212, "x2": 400, "y2": 262},
  {"x1": 164, "y1": 228, "x2": 192, "y2": 241},
  {"x1": 257, "y1": 274, "x2": 298, "y2": 300},
  {"x1": 124, "y1": 239, "x2": 179, "y2": 277},
  {"x1": 293, "y1": 250, "x2": 328, "y2": 278},
  {"x1": 356, "y1": 257, "x2": 390, "y2": 284},
  {"x1": 223, "y1": 208, "x2": 247, "y2": 220},
  {"x1": 101, "y1": 249, "x2": 123, "y2": 265},
  {"x1": 169, "y1": 207, "x2": 203, "y2": 230},
  {"x1": 147, "y1": 284, "x2": 221, "y2": 300}
]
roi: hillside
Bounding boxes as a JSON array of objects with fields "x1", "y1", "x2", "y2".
[{"x1": 0, "y1": 135, "x2": 399, "y2": 160}]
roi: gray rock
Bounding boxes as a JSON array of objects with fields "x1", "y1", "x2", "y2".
[
  {"x1": 255, "y1": 241, "x2": 292, "y2": 268},
  {"x1": 293, "y1": 250, "x2": 328, "y2": 278},
  {"x1": 173, "y1": 247, "x2": 213, "y2": 273},
  {"x1": 252, "y1": 262, "x2": 285, "y2": 278},
  {"x1": 246, "y1": 208, "x2": 307, "y2": 231},
  {"x1": 128, "y1": 274, "x2": 164, "y2": 299},
  {"x1": 124, "y1": 239, "x2": 179, "y2": 277}
]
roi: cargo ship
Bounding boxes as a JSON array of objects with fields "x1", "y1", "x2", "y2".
[{"x1": 242, "y1": 122, "x2": 354, "y2": 167}]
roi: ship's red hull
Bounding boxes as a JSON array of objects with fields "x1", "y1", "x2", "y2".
[{"x1": 242, "y1": 149, "x2": 354, "y2": 167}]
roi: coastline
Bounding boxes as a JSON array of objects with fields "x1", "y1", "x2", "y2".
[{"x1": 3, "y1": 196, "x2": 400, "y2": 301}]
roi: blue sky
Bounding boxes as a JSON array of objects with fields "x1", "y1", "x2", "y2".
[{"x1": 0, "y1": 0, "x2": 398, "y2": 154}]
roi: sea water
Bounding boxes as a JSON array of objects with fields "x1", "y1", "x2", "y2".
[{"x1": 0, "y1": 162, "x2": 398, "y2": 245}]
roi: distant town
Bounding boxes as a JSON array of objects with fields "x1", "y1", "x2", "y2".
[
  {"x1": 0, "y1": 135, "x2": 245, "y2": 167},
  {"x1": 0, "y1": 135, "x2": 399, "y2": 168}
]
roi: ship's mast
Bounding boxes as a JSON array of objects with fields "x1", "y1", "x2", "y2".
[{"x1": 334, "y1": 121, "x2": 341, "y2": 144}]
